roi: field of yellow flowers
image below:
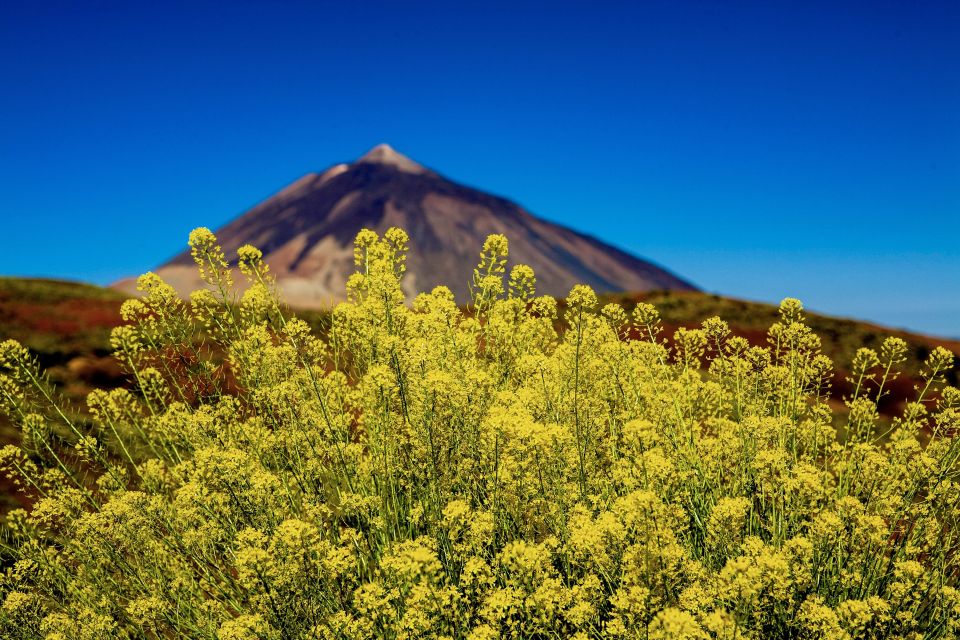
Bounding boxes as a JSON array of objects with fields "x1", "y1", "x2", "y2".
[{"x1": 0, "y1": 227, "x2": 958, "y2": 639}]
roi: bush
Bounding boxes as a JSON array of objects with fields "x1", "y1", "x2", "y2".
[{"x1": 0, "y1": 227, "x2": 958, "y2": 639}]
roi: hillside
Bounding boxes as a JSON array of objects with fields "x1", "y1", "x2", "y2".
[
  {"x1": 0, "y1": 277, "x2": 127, "y2": 392},
  {"x1": 0, "y1": 278, "x2": 128, "y2": 511}
]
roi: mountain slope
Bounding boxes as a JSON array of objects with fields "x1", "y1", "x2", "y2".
[{"x1": 124, "y1": 145, "x2": 695, "y2": 307}]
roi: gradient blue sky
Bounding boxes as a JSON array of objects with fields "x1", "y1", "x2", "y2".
[{"x1": 1, "y1": 1, "x2": 958, "y2": 335}]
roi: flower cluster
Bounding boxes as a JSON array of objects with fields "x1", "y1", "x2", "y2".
[{"x1": 0, "y1": 228, "x2": 958, "y2": 639}]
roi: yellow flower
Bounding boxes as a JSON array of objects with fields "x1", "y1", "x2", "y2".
[
  {"x1": 647, "y1": 607, "x2": 708, "y2": 640},
  {"x1": 0, "y1": 225, "x2": 957, "y2": 639}
]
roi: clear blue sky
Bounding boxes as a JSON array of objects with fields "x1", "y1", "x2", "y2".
[{"x1": 1, "y1": 1, "x2": 958, "y2": 336}]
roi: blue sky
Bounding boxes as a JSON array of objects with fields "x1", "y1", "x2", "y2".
[{"x1": 1, "y1": 1, "x2": 958, "y2": 335}]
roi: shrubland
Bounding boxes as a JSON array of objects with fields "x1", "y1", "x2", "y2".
[{"x1": 0, "y1": 228, "x2": 957, "y2": 639}]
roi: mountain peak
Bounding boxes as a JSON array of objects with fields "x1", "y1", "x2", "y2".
[
  {"x1": 142, "y1": 149, "x2": 696, "y2": 308},
  {"x1": 356, "y1": 144, "x2": 428, "y2": 174}
]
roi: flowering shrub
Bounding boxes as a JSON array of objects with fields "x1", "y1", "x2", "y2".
[{"x1": 0, "y1": 227, "x2": 958, "y2": 639}]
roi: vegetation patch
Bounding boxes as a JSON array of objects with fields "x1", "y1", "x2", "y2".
[{"x1": 0, "y1": 230, "x2": 957, "y2": 639}]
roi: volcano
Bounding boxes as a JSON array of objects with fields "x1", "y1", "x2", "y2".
[{"x1": 121, "y1": 145, "x2": 696, "y2": 307}]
